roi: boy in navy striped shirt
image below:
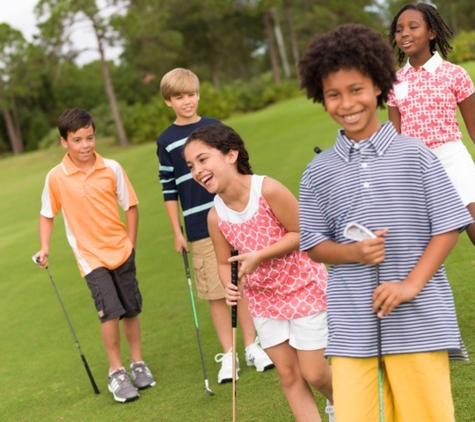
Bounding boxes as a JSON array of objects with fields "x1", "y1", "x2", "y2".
[
  {"x1": 156, "y1": 68, "x2": 273, "y2": 383},
  {"x1": 298, "y1": 24, "x2": 473, "y2": 421}
]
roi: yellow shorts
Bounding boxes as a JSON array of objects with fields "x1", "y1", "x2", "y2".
[
  {"x1": 332, "y1": 351, "x2": 454, "y2": 422},
  {"x1": 191, "y1": 237, "x2": 225, "y2": 300}
]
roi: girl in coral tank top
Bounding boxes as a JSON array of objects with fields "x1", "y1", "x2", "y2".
[{"x1": 184, "y1": 122, "x2": 334, "y2": 422}]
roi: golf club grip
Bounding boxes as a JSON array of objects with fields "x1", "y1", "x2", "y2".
[
  {"x1": 231, "y1": 249, "x2": 239, "y2": 328},
  {"x1": 182, "y1": 249, "x2": 191, "y2": 278}
]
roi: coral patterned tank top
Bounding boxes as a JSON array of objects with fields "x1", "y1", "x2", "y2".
[{"x1": 214, "y1": 175, "x2": 327, "y2": 319}]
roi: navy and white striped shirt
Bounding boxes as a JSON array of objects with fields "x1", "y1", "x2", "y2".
[
  {"x1": 157, "y1": 117, "x2": 219, "y2": 241},
  {"x1": 299, "y1": 121, "x2": 473, "y2": 358}
]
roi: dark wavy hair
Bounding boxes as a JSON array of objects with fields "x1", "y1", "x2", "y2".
[
  {"x1": 185, "y1": 123, "x2": 253, "y2": 175},
  {"x1": 57, "y1": 108, "x2": 95, "y2": 139},
  {"x1": 389, "y1": 3, "x2": 453, "y2": 66},
  {"x1": 299, "y1": 24, "x2": 396, "y2": 109}
]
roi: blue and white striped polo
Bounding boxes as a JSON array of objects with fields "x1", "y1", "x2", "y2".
[{"x1": 299, "y1": 121, "x2": 473, "y2": 358}]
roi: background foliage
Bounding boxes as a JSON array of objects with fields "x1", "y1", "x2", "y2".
[{"x1": 1, "y1": 0, "x2": 475, "y2": 154}]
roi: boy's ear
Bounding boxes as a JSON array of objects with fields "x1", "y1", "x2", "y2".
[
  {"x1": 60, "y1": 137, "x2": 68, "y2": 149},
  {"x1": 164, "y1": 99, "x2": 172, "y2": 107},
  {"x1": 374, "y1": 83, "x2": 382, "y2": 97},
  {"x1": 429, "y1": 29, "x2": 436, "y2": 41}
]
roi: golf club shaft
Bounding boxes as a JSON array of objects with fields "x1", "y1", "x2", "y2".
[
  {"x1": 181, "y1": 249, "x2": 214, "y2": 396},
  {"x1": 376, "y1": 264, "x2": 384, "y2": 422},
  {"x1": 45, "y1": 267, "x2": 100, "y2": 395},
  {"x1": 231, "y1": 249, "x2": 239, "y2": 422}
]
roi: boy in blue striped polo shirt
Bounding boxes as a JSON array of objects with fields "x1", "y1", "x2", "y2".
[{"x1": 298, "y1": 24, "x2": 473, "y2": 421}]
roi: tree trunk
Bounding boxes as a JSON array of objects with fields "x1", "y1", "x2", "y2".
[
  {"x1": 209, "y1": 61, "x2": 221, "y2": 91},
  {"x1": 282, "y1": 0, "x2": 300, "y2": 72},
  {"x1": 10, "y1": 91, "x2": 23, "y2": 143},
  {"x1": 271, "y1": 8, "x2": 291, "y2": 78},
  {"x1": 263, "y1": 10, "x2": 281, "y2": 85},
  {"x1": 0, "y1": 89, "x2": 23, "y2": 154},
  {"x1": 93, "y1": 24, "x2": 129, "y2": 146}
]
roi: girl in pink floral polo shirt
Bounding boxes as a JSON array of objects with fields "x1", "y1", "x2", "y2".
[
  {"x1": 184, "y1": 123, "x2": 334, "y2": 422},
  {"x1": 388, "y1": 3, "x2": 475, "y2": 246}
]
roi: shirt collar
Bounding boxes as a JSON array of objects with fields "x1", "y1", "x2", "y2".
[
  {"x1": 401, "y1": 51, "x2": 442, "y2": 76},
  {"x1": 334, "y1": 121, "x2": 398, "y2": 163},
  {"x1": 61, "y1": 152, "x2": 105, "y2": 175}
]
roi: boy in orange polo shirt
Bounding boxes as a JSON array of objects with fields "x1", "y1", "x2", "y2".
[{"x1": 34, "y1": 108, "x2": 155, "y2": 403}]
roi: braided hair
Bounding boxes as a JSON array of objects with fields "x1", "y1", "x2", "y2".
[{"x1": 389, "y1": 3, "x2": 453, "y2": 66}]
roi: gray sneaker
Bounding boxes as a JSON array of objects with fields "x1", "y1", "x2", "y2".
[
  {"x1": 108, "y1": 368, "x2": 139, "y2": 403},
  {"x1": 130, "y1": 361, "x2": 156, "y2": 389}
]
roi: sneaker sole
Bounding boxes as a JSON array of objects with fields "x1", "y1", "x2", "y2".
[
  {"x1": 246, "y1": 362, "x2": 275, "y2": 372},
  {"x1": 136, "y1": 380, "x2": 156, "y2": 390},
  {"x1": 217, "y1": 376, "x2": 238, "y2": 384},
  {"x1": 218, "y1": 369, "x2": 240, "y2": 384},
  {"x1": 108, "y1": 385, "x2": 140, "y2": 403}
]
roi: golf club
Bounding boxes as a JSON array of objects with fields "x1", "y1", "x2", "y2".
[
  {"x1": 230, "y1": 249, "x2": 239, "y2": 422},
  {"x1": 181, "y1": 249, "x2": 215, "y2": 396},
  {"x1": 31, "y1": 256, "x2": 100, "y2": 395},
  {"x1": 343, "y1": 222, "x2": 384, "y2": 422}
]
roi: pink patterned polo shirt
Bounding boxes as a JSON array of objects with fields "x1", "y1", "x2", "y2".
[
  {"x1": 387, "y1": 52, "x2": 474, "y2": 149},
  {"x1": 214, "y1": 175, "x2": 327, "y2": 320}
]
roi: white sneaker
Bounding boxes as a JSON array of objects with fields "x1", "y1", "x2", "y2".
[
  {"x1": 215, "y1": 348, "x2": 240, "y2": 384},
  {"x1": 325, "y1": 400, "x2": 335, "y2": 422},
  {"x1": 245, "y1": 338, "x2": 275, "y2": 372}
]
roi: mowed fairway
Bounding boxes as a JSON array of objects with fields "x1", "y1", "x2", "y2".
[{"x1": 0, "y1": 93, "x2": 474, "y2": 421}]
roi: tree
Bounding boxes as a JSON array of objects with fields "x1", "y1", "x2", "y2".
[
  {"x1": 0, "y1": 24, "x2": 26, "y2": 154},
  {"x1": 35, "y1": 0, "x2": 129, "y2": 146},
  {"x1": 282, "y1": 0, "x2": 300, "y2": 71}
]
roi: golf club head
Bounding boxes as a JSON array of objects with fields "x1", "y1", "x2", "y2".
[
  {"x1": 343, "y1": 222, "x2": 376, "y2": 241},
  {"x1": 205, "y1": 386, "x2": 215, "y2": 396}
]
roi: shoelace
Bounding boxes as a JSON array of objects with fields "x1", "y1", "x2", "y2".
[
  {"x1": 246, "y1": 337, "x2": 267, "y2": 359},
  {"x1": 215, "y1": 348, "x2": 233, "y2": 363},
  {"x1": 110, "y1": 370, "x2": 131, "y2": 388}
]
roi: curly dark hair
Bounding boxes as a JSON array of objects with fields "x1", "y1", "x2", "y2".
[
  {"x1": 389, "y1": 3, "x2": 453, "y2": 66},
  {"x1": 298, "y1": 24, "x2": 396, "y2": 109},
  {"x1": 185, "y1": 123, "x2": 253, "y2": 175}
]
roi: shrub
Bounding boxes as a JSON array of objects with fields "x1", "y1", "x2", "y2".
[{"x1": 449, "y1": 31, "x2": 475, "y2": 64}]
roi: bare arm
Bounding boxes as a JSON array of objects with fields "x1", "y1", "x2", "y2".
[
  {"x1": 164, "y1": 200, "x2": 188, "y2": 253},
  {"x1": 388, "y1": 106, "x2": 401, "y2": 133},
  {"x1": 307, "y1": 229, "x2": 388, "y2": 266},
  {"x1": 458, "y1": 93, "x2": 475, "y2": 145},
  {"x1": 228, "y1": 178, "x2": 300, "y2": 278},
  {"x1": 34, "y1": 215, "x2": 54, "y2": 268},
  {"x1": 125, "y1": 205, "x2": 139, "y2": 248},
  {"x1": 373, "y1": 230, "x2": 458, "y2": 317},
  {"x1": 207, "y1": 208, "x2": 236, "y2": 304}
]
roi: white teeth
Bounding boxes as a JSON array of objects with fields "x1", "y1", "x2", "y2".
[
  {"x1": 201, "y1": 175, "x2": 212, "y2": 184},
  {"x1": 343, "y1": 112, "x2": 360, "y2": 122}
]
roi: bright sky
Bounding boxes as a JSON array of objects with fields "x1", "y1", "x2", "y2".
[{"x1": 0, "y1": 0, "x2": 121, "y2": 65}]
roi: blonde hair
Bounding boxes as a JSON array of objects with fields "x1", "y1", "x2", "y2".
[{"x1": 160, "y1": 68, "x2": 200, "y2": 100}]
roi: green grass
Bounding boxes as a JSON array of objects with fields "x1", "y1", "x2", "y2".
[{"x1": 0, "y1": 92, "x2": 474, "y2": 421}]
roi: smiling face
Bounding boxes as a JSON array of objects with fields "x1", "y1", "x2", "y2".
[
  {"x1": 165, "y1": 92, "x2": 200, "y2": 125},
  {"x1": 395, "y1": 9, "x2": 435, "y2": 66},
  {"x1": 184, "y1": 140, "x2": 238, "y2": 194},
  {"x1": 322, "y1": 68, "x2": 381, "y2": 141},
  {"x1": 61, "y1": 125, "x2": 96, "y2": 169}
]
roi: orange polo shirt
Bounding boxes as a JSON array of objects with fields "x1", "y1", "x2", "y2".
[{"x1": 40, "y1": 152, "x2": 138, "y2": 276}]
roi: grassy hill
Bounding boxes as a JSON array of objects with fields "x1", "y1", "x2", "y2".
[{"x1": 0, "y1": 92, "x2": 474, "y2": 421}]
